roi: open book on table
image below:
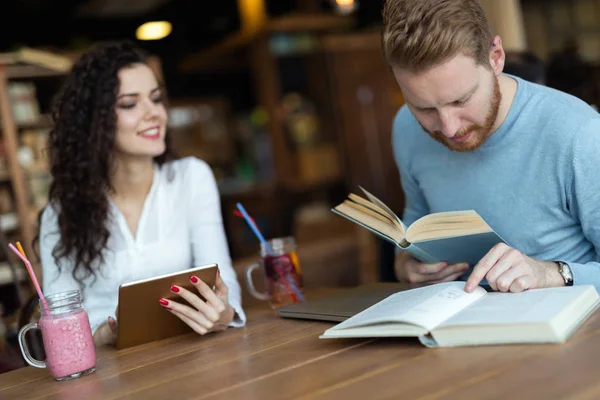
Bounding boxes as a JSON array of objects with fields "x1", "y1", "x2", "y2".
[
  {"x1": 319, "y1": 282, "x2": 600, "y2": 347},
  {"x1": 331, "y1": 186, "x2": 506, "y2": 265}
]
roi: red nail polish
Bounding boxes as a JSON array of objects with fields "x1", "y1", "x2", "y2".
[
  {"x1": 159, "y1": 299, "x2": 169, "y2": 306},
  {"x1": 165, "y1": 307, "x2": 172, "y2": 311},
  {"x1": 217, "y1": 269, "x2": 220, "y2": 276},
  {"x1": 170, "y1": 285, "x2": 179, "y2": 293},
  {"x1": 190, "y1": 276, "x2": 198, "y2": 283}
]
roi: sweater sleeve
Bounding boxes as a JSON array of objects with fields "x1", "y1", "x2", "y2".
[
  {"x1": 185, "y1": 157, "x2": 247, "y2": 327},
  {"x1": 562, "y1": 118, "x2": 600, "y2": 290}
]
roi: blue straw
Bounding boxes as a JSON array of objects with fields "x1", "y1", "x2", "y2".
[
  {"x1": 236, "y1": 203, "x2": 305, "y2": 302},
  {"x1": 236, "y1": 203, "x2": 274, "y2": 253}
]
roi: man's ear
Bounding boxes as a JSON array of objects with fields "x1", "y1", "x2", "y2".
[{"x1": 489, "y1": 35, "x2": 505, "y2": 76}]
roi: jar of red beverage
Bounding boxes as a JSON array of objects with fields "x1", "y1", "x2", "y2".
[
  {"x1": 18, "y1": 290, "x2": 97, "y2": 381},
  {"x1": 245, "y1": 236, "x2": 304, "y2": 308}
]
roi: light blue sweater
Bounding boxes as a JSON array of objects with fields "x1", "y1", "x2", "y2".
[{"x1": 392, "y1": 75, "x2": 600, "y2": 290}]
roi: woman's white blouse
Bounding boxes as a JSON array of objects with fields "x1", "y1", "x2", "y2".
[{"x1": 40, "y1": 156, "x2": 246, "y2": 334}]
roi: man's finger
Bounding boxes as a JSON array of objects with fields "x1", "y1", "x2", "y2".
[
  {"x1": 465, "y1": 243, "x2": 508, "y2": 292},
  {"x1": 406, "y1": 262, "x2": 467, "y2": 283},
  {"x1": 509, "y1": 275, "x2": 533, "y2": 293},
  {"x1": 416, "y1": 261, "x2": 448, "y2": 275},
  {"x1": 428, "y1": 262, "x2": 469, "y2": 281},
  {"x1": 492, "y1": 266, "x2": 521, "y2": 292},
  {"x1": 431, "y1": 270, "x2": 469, "y2": 284},
  {"x1": 485, "y1": 249, "x2": 520, "y2": 291}
]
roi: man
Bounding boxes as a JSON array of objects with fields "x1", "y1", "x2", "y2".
[{"x1": 384, "y1": 0, "x2": 600, "y2": 293}]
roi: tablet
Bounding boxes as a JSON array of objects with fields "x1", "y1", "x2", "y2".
[{"x1": 116, "y1": 263, "x2": 218, "y2": 350}]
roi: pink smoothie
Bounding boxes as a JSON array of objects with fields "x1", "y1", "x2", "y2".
[{"x1": 39, "y1": 308, "x2": 96, "y2": 379}]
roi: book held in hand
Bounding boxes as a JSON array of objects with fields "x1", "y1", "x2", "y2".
[
  {"x1": 331, "y1": 186, "x2": 506, "y2": 266},
  {"x1": 319, "y1": 282, "x2": 600, "y2": 347}
]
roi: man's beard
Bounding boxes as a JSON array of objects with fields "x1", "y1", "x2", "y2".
[{"x1": 421, "y1": 76, "x2": 502, "y2": 152}]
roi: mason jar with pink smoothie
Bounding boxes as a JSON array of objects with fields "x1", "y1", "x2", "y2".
[{"x1": 18, "y1": 290, "x2": 97, "y2": 381}]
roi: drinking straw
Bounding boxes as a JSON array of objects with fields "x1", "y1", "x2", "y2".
[
  {"x1": 16, "y1": 241, "x2": 26, "y2": 258},
  {"x1": 235, "y1": 203, "x2": 305, "y2": 303},
  {"x1": 234, "y1": 209, "x2": 255, "y2": 226},
  {"x1": 9, "y1": 243, "x2": 49, "y2": 315},
  {"x1": 235, "y1": 204, "x2": 299, "y2": 302}
]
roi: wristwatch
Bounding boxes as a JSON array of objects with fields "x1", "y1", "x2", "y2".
[{"x1": 556, "y1": 261, "x2": 574, "y2": 286}]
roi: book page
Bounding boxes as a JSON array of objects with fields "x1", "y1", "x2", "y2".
[
  {"x1": 329, "y1": 282, "x2": 487, "y2": 332},
  {"x1": 406, "y1": 210, "x2": 492, "y2": 243},
  {"x1": 333, "y1": 203, "x2": 405, "y2": 244},
  {"x1": 348, "y1": 194, "x2": 404, "y2": 233},
  {"x1": 359, "y1": 186, "x2": 407, "y2": 231},
  {"x1": 344, "y1": 201, "x2": 398, "y2": 228},
  {"x1": 438, "y1": 286, "x2": 595, "y2": 327}
]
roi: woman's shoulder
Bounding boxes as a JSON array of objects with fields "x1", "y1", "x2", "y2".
[
  {"x1": 38, "y1": 202, "x2": 62, "y2": 238},
  {"x1": 40, "y1": 201, "x2": 60, "y2": 224},
  {"x1": 160, "y1": 156, "x2": 216, "y2": 185}
]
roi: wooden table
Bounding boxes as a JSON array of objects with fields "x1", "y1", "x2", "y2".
[{"x1": 2, "y1": 287, "x2": 600, "y2": 400}]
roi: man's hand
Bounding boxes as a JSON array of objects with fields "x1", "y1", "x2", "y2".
[
  {"x1": 395, "y1": 251, "x2": 469, "y2": 284},
  {"x1": 465, "y1": 243, "x2": 565, "y2": 293}
]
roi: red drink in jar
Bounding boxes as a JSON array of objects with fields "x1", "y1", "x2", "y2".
[{"x1": 245, "y1": 237, "x2": 304, "y2": 308}]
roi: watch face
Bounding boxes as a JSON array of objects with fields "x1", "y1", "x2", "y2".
[{"x1": 560, "y1": 263, "x2": 573, "y2": 281}]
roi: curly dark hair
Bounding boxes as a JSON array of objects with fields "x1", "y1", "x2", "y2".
[{"x1": 35, "y1": 40, "x2": 174, "y2": 286}]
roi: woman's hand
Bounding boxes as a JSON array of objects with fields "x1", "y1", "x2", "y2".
[
  {"x1": 93, "y1": 315, "x2": 117, "y2": 347},
  {"x1": 159, "y1": 271, "x2": 235, "y2": 335}
]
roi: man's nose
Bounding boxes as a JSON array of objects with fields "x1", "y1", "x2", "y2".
[{"x1": 438, "y1": 110, "x2": 461, "y2": 138}]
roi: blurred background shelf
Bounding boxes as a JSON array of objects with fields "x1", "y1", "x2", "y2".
[{"x1": 0, "y1": 48, "x2": 71, "y2": 318}]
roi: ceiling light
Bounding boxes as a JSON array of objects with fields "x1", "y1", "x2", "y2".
[
  {"x1": 332, "y1": 0, "x2": 357, "y2": 15},
  {"x1": 136, "y1": 21, "x2": 172, "y2": 41}
]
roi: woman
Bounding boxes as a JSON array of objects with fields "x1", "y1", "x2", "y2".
[{"x1": 37, "y1": 40, "x2": 246, "y2": 346}]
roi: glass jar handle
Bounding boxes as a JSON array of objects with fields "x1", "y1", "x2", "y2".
[
  {"x1": 245, "y1": 262, "x2": 270, "y2": 301},
  {"x1": 18, "y1": 322, "x2": 46, "y2": 369}
]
